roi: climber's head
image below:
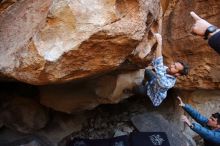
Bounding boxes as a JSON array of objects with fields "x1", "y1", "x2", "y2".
[{"x1": 167, "y1": 61, "x2": 189, "y2": 77}]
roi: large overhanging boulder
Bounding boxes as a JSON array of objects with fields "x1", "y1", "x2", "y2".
[
  {"x1": 39, "y1": 0, "x2": 220, "y2": 113},
  {"x1": 0, "y1": 0, "x2": 161, "y2": 85}
]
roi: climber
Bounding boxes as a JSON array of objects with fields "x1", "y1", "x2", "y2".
[
  {"x1": 178, "y1": 96, "x2": 220, "y2": 146},
  {"x1": 124, "y1": 33, "x2": 189, "y2": 106},
  {"x1": 190, "y1": 11, "x2": 220, "y2": 54}
]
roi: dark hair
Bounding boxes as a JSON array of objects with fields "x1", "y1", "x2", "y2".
[
  {"x1": 212, "y1": 112, "x2": 220, "y2": 125},
  {"x1": 177, "y1": 61, "x2": 189, "y2": 76}
]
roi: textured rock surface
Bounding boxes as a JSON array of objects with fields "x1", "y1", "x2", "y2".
[
  {"x1": 0, "y1": 0, "x2": 52, "y2": 81},
  {"x1": 162, "y1": 0, "x2": 220, "y2": 89},
  {"x1": 40, "y1": 70, "x2": 144, "y2": 113},
  {"x1": 0, "y1": 87, "x2": 213, "y2": 146},
  {"x1": 0, "y1": 0, "x2": 161, "y2": 85},
  {"x1": 37, "y1": 113, "x2": 86, "y2": 146},
  {"x1": 1, "y1": 97, "x2": 49, "y2": 133},
  {"x1": 0, "y1": 1, "x2": 220, "y2": 146},
  {"x1": 0, "y1": 112, "x2": 85, "y2": 146},
  {"x1": 1, "y1": 0, "x2": 219, "y2": 88}
]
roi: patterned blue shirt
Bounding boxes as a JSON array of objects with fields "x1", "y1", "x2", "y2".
[{"x1": 146, "y1": 56, "x2": 176, "y2": 106}]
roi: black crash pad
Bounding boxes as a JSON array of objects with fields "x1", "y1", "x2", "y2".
[
  {"x1": 68, "y1": 132, "x2": 170, "y2": 146},
  {"x1": 131, "y1": 113, "x2": 190, "y2": 146}
]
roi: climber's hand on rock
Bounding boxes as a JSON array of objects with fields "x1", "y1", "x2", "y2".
[
  {"x1": 181, "y1": 115, "x2": 191, "y2": 126},
  {"x1": 190, "y1": 11, "x2": 212, "y2": 36},
  {"x1": 177, "y1": 96, "x2": 185, "y2": 107},
  {"x1": 154, "y1": 33, "x2": 162, "y2": 46}
]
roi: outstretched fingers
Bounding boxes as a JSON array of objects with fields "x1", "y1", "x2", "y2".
[
  {"x1": 190, "y1": 11, "x2": 201, "y2": 21},
  {"x1": 154, "y1": 33, "x2": 162, "y2": 44},
  {"x1": 177, "y1": 96, "x2": 182, "y2": 102},
  {"x1": 177, "y1": 96, "x2": 185, "y2": 107}
]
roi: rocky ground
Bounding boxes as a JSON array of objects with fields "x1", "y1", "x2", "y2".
[
  {"x1": 59, "y1": 94, "x2": 201, "y2": 146},
  {"x1": 0, "y1": 93, "x2": 203, "y2": 146},
  {"x1": 59, "y1": 96, "x2": 148, "y2": 146}
]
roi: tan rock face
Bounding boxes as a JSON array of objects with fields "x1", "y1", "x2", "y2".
[
  {"x1": 2, "y1": 0, "x2": 220, "y2": 114},
  {"x1": 40, "y1": 70, "x2": 144, "y2": 113},
  {"x1": 0, "y1": 0, "x2": 52, "y2": 73},
  {"x1": 163, "y1": 0, "x2": 220, "y2": 89},
  {"x1": 0, "y1": 0, "x2": 161, "y2": 85}
]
